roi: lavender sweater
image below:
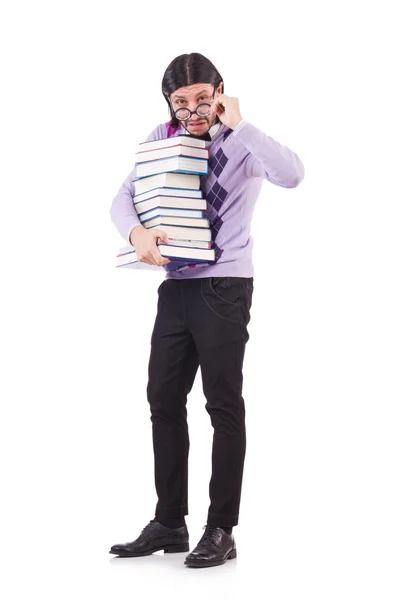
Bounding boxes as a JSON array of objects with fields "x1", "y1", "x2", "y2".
[{"x1": 110, "y1": 120, "x2": 305, "y2": 279}]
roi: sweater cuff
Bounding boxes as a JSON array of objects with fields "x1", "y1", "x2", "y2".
[
  {"x1": 231, "y1": 121, "x2": 265, "y2": 152},
  {"x1": 232, "y1": 119, "x2": 248, "y2": 135},
  {"x1": 127, "y1": 221, "x2": 142, "y2": 245}
]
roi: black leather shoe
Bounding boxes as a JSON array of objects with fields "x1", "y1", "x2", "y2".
[
  {"x1": 184, "y1": 525, "x2": 237, "y2": 568},
  {"x1": 109, "y1": 519, "x2": 189, "y2": 557}
]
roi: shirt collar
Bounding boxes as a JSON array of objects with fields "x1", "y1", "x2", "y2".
[{"x1": 180, "y1": 120, "x2": 222, "y2": 140}]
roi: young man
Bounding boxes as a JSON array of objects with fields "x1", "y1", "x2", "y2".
[{"x1": 109, "y1": 53, "x2": 305, "y2": 568}]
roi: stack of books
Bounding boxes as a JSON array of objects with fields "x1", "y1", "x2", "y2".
[{"x1": 116, "y1": 135, "x2": 215, "y2": 271}]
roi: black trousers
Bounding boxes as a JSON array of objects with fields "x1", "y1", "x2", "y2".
[{"x1": 147, "y1": 276, "x2": 254, "y2": 528}]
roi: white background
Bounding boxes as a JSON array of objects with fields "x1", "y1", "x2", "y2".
[{"x1": 1, "y1": 0, "x2": 396, "y2": 598}]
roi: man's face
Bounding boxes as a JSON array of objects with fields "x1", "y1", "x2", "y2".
[{"x1": 170, "y1": 82, "x2": 223, "y2": 135}]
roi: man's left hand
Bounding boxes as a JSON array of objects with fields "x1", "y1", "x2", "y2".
[{"x1": 211, "y1": 94, "x2": 243, "y2": 130}]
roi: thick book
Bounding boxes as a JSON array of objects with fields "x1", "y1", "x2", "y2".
[
  {"x1": 133, "y1": 172, "x2": 200, "y2": 196},
  {"x1": 135, "y1": 156, "x2": 208, "y2": 179},
  {"x1": 144, "y1": 223, "x2": 212, "y2": 242},
  {"x1": 139, "y1": 207, "x2": 205, "y2": 222},
  {"x1": 142, "y1": 215, "x2": 210, "y2": 229},
  {"x1": 166, "y1": 238, "x2": 211, "y2": 249},
  {"x1": 117, "y1": 238, "x2": 212, "y2": 256},
  {"x1": 135, "y1": 144, "x2": 209, "y2": 163},
  {"x1": 138, "y1": 134, "x2": 206, "y2": 152},
  {"x1": 115, "y1": 260, "x2": 164, "y2": 271},
  {"x1": 116, "y1": 245, "x2": 215, "y2": 268},
  {"x1": 133, "y1": 186, "x2": 203, "y2": 203},
  {"x1": 134, "y1": 195, "x2": 207, "y2": 214}
]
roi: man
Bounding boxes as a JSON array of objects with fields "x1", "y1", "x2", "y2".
[{"x1": 109, "y1": 53, "x2": 304, "y2": 568}]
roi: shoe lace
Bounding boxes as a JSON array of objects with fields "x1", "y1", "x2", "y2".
[
  {"x1": 140, "y1": 519, "x2": 156, "y2": 540},
  {"x1": 201, "y1": 524, "x2": 220, "y2": 547}
]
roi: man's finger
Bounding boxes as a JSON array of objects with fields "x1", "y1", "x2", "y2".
[
  {"x1": 151, "y1": 229, "x2": 170, "y2": 245},
  {"x1": 150, "y1": 249, "x2": 169, "y2": 266}
]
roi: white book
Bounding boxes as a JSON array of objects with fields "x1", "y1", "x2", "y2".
[
  {"x1": 116, "y1": 245, "x2": 215, "y2": 268},
  {"x1": 139, "y1": 207, "x2": 204, "y2": 222},
  {"x1": 157, "y1": 245, "x2": 215, "y2": 262},
  {"x1": 143, "y1": 215, "x2": 210, "y2": 229},
  {"x1": 117, "y1": 239, "x2": 212, "y2": 255},
  {"x1": 134, "y1": 195, "x2": 207, "y2": 214},
  {"x1": 116, "y1": 260, "x2": 164, "y2": 271},
  {"x1": 165, "y1": 238, "x2": 211, "y2": 249},
  {"x1": 133, "y1": 173, "x2": 200, "y2": 196},
  {"x1": 133, "y1": 187, "x2": 203, "y2": 202},
  {"x1": 135, "y1": 145, "x2": 209, "y2": 163},
  {"x1": 135, "y1": 156, "x2": 208, "y2": 179},
  {"x1": 145, "y1": 224, "x2": 212, "y2": 242},
  {"x1": 138, "y1": 134, "x2": 206, "y2": 152}
]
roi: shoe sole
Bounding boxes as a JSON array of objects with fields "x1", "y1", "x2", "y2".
[
  {"x1": 109, "y1": 542, "x2": 190, "y2": 557},
  {"x1": 184, "y1": 547, "x2": 237, "y2": 568}
]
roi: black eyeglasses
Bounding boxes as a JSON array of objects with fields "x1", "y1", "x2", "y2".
[{"x1": 171, "y1": 90, "x2": 216, "y2": 121}]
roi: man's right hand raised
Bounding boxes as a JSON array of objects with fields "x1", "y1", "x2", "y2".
[{"x1": 129, "y1": 225, "x2": 171, "y2": 266}]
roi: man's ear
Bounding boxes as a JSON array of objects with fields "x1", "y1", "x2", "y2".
[{"x1": 217, "y1": 81, "x2": 224, "y2": 95}]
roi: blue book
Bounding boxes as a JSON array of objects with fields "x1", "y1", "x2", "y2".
[
  {"x1": 135, "y1": 155, "x2": 208, "y2": 179},
  {"x1": 133, "y1": 187, "x2": 203, "y2": 202}
]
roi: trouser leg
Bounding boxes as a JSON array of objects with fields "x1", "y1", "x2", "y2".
[
  {"x1": 186, "y1": 276, "x2": 254, "y2": 527},
  {"x1": 147, "y1": 280, "x2": 199, "y2": 521}
]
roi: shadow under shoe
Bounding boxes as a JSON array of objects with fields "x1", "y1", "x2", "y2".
[
  {"x1": 110, "y1": 519, "x2": 189, "y2": 557},
  {"x1": 184, "y1": 525, "x2": 237, "y2": 568}
]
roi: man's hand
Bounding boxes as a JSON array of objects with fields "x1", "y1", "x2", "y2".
[
  {"x1": 129, "y1": 226, "x2": 171, "y2": 266},
  {"x1": 211, "y1": 94, "x2": 243, "y2": 130}
]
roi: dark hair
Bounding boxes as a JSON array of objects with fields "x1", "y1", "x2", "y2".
[{"x1": 162, "y1": 53, "x2": 224, "y2": 128}]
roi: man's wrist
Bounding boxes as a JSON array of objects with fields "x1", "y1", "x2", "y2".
[
  {"x1": 229, "y1": 117, "x2": 244, "y2": 130},
  {"x1": 129, "y1": 224, "x2": 144, "y2": 244},
  {"x1": 232, "y1": 119, "x2": 248, "y2": 134}
]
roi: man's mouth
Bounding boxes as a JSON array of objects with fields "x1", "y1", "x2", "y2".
[{"x1": 189, "y1": 121, "x2": 206, "y2": 128}]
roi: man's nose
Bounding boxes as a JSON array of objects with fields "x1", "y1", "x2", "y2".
[{"x1": 190, "y1": 106, "x2": 203, "y2": 120}]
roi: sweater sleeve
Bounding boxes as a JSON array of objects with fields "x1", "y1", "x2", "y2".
[
  {"x1": 110, "y1": 123, "x2": 165, "y2": 245},
  {"x1": 233, "y1": 121, "x2": 305, "y2": 188}
]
